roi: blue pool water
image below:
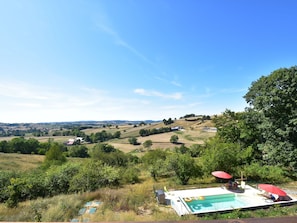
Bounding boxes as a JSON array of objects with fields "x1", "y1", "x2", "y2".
[{"x1": 183, "y1": 193, "x2": 247, "y2": 213}]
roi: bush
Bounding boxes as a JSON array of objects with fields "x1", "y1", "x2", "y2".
[
  {"x1": 120, "y1": 167, "x2": 140, "y2": 184},
  {"x1": 244, "y1": 162, "x2": 289, "y2": 183}
]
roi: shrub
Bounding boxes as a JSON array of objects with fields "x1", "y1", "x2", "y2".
[
  {"x1": 120, "y1": 166, "x2": 140, "y2": 184},
  {"x1": 244, "y1": 162, "x2": 289, "y2": 183}
]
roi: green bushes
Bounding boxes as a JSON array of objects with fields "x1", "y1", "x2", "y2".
[{"x1": 244, "y1": 163, "x2": 289, "y2": 184}]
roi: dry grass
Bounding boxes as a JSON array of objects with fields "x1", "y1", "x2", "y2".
[
  {"x1": 80, "y1": 177, "x2": 199, "y2": 222},
  {"x1": 0, "y1": 153, "x2": 44, "y2": 171}
]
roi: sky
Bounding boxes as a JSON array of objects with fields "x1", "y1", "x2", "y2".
[{"x1": 1, "y1": 0, "x2": 297, "y2": 123}]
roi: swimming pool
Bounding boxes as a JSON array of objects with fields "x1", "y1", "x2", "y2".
[
  {"x1": 166, "y1": 185, "x2": 297, "y2": 216},
  {"x1": 182, "y1": 193, "x2": 247, "y2": 213}
]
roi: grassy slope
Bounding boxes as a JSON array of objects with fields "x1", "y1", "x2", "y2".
[{"x1": 0, "y1": 153, "x2": 44, "y2": 172}]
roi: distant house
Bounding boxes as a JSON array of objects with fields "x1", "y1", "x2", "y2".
[
  {"x1": 66, "y1": 137, "x2": 84, "y2": 146},
  {"x1": 66, "y1": 138, "x2": 75, "y2": 145},
  {"x1": 76, "y1": 137, "x2": 84, "y2": 143},
  {"x1": 171, "y1": 126, "x2": 182, "y2": 131}
]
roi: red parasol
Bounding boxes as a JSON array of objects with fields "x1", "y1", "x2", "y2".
[
  {"x1": 211, "y1": 171, "x2": 232, "y2": 179},
  {"x1": 258, "y1": 184, "x2": 287, "y2": 196}
]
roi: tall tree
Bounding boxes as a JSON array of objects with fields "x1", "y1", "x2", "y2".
[
  {"x1": 44, "y1": 143, "x2": 67, "y2": 166},
  {"x1": 244, "y1": 66, "x2": 297, "y2": 173}
]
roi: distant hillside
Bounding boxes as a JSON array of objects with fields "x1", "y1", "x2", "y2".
[{"x1": 0, "y1": 117, "x2": 217, "y2": 154}]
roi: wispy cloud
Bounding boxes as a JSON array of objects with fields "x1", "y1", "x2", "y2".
[
  {"x1": 0, "y1": 82, "x2": 50, "y2": 100},
  {"x1": 220, "y1": 88, "x2": 247, "y2": 94},
  {"x1": 134, "y1": 88, "x2": 182, "y2": 100},
  {"x1": 95, "y1": 22, "x2": 155, "y2": 66},
  {"x1": 154, "y1": 75, "x2": 182, "y2": 87},
  {"x1": 170, "y1": 80, "x2": 182, "y2": 87}
]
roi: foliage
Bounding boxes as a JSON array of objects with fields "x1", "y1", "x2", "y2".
[
  {"x1": 244, "y1": 66, "x2": 297, "y2": 174},
  {"x1": 0, "y1": 171, "x2": 18, "y2": 202},
  {"x1": 90, "y1": 143, "x2": 133, "y2": 167},
  {"x1": 167, "y1": 153, "x2": 202, "y2": 185},
  {"x1": 213, "y1": 109, "x2": 263, "y2": 161},
  {"x1": 89, "y1": 130, "x2": 121, "y2": 143},
  {"x1": 174, "y1": 144, "x2": 189, "y2": 154},
  {"x1": 128, "y1": 137, "x2": 139, "y2": 145},
  {"x1": 44, "y1": 143, "x2": 67, "y2": 167},
  {"x1": 6, "y1": 170, "x2": 46, "y2": 207},
  {"x1": 69, "y1": 160, "x2": 120, "y2": 192},
  {"x1": 189, "y1": 144, "x2": 204, "y2": 157},
  {"x1": 45, "y1": 162, "x2": 80, "y2": 196},
  {"x1": 67, "y1": 145, "x2": 89, "y2": 158},
  {"x1": 120, "y1": 166, "x2": 140, "y2": 184},
  {"x1": 243, "y1": 162, "x2": 289, "y2": 184},
  {"x1": 163, "y1": 118, "x2": 174, "y2": 125},
  {"x1": 141, "y1": 149, "x2": 168, "y2": 180},
  {"x1": 142, "y1": 140, "x2": 153, "y2": 149},
  {"x1": 201, "y1": 137, "x2": 253, "y2": 175},
  {"x1": 0, "y1": 137, "x2": 41, "y2": 154},
  {"x1": 139, "y1": 127, "x2": 171, "y2": 136},
  {"x1": 170, "y1": 135, "x2": 179, "y2": 144}
]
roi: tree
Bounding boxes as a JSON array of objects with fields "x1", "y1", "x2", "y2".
[
  {"x1": 163, "y1": 118, "x2": 174, "y2": 125},
  {"x1": 139, "y1": 129, "x2": 149, "y2": 136},
  {"x1": 201, "y1": 137, "x2": 243, "y2": 175},
  {"x1": 128, "y1": 137, "x2": 139, "y2": 145},
  {"x1": 244, "y1": 66, "x2": 297, "y2": 174},
  {"x1": 90, "y1": 143, "x2": 130, "y2": 167},
  {"x1": 143, "y1": 140, "x2": 152, "y2": 150},
  {"x1": 113, "y1": 131, "x2": 121, "y2": 138},
  {"x1": 213, "y1": 109, "x2": 263, "y2": 162},
  {"x1": 170, "y1": 135, "x2": 179, "y2": 144},
  {"x1": 67, "y1": 145, "x2": 89, "y2": 158},
  {"x1": 93, "y1": 143, "x2": 116, "y2": 153},
  {"x1": 141, "y1": 149, "x2": 168, "y2": 180},
  {"x1": 0, "y1": 140, "x2": 10, "y2": 153},
  {"x1": 167, "y1": 153, "x2": 201, "y2": 185},
  {"x1": 44, "y1": 143, "x2": 67, "y2": 166}
]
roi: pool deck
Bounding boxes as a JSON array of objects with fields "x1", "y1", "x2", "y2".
[{"x1": 165, "y1": 184, "x2": 297, "y2": 216}]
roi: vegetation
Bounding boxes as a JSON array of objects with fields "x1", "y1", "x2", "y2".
[
  {"x1": 0, "y1": 66, "x2": 297, "y2": 221},
  {"x1": 142, "y1": 139, "x2": 153, "y2": 149},
  {"x1": 170, "y1": 135, "x2": 179, "y2": 144},
  {"x1": 139, "y1": 126, "x2": 172, "y2": 136}
]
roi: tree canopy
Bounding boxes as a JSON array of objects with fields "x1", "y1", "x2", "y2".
[{"x1": 244, "y1": 66, "x2": 297, "y2": 173}]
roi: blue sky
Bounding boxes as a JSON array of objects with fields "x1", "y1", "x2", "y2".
[{"x1": 1, "y1": 0, "x2": 297, "y2": 123}]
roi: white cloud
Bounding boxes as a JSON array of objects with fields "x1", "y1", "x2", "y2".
[{"x1": 134, "y1": 88, "x2": 182, "y2": 100}]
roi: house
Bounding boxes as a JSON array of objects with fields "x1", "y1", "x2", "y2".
[{"x1": 66, "y1": 137, "x2": 84, "y2": 145}]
